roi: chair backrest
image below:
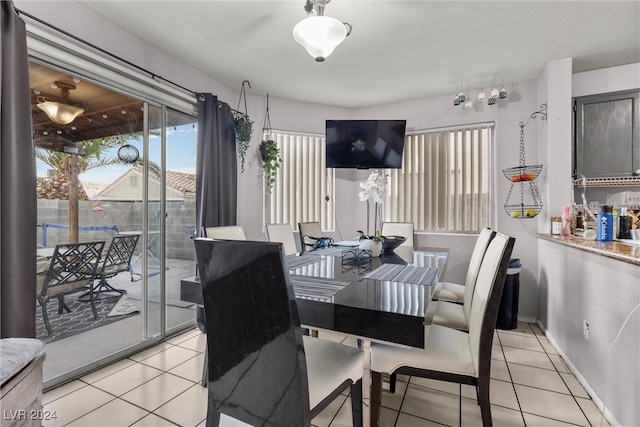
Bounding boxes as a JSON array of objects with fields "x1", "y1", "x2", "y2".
[
  {"x1": 463, "y1": 228, "x2": 496, "y2": 321},
  {"x1": 468, "y1": 232, "x2": 515, "y2": 377},
  {"x1": 266, "y1": 223, "x2": 298, "y2": 255},
  {"x1": 102, "y1": 234, "x2": 140, "y2": 276},
  {"x1": 39, "y1": 241, "x2": 105, "y2": 297},
  {"x1": 381, "y1": 222, "x2": 414, "y2": 248},
  {"x1": 298, "y1": 222, "x2": 322, "y2": 253},
  {"x1": 205, "y1": 225, "x2": 246, "y2": 240},
  {"x1": 194, "y1": 238, "x2": 311, "y2": 426}
]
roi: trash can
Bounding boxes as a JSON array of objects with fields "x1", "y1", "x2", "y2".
[{"x1": 496, "y1": 259, "x2": 521, "y2": 330}]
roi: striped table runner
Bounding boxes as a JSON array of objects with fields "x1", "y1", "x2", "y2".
[{"x1": 364, "y1": 264, "x2": 437, "y2": 286}]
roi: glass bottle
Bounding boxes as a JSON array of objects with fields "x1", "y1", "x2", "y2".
[{"x1": 561, "y1": 206, "x2": 572, "y2": 237}]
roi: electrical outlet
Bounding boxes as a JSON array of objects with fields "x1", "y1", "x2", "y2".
[{"x1": 583, "y1": 320, "x2": 590, "y2": 342}]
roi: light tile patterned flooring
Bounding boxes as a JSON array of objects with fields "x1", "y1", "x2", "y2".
[{"x1": 42, "y1": 322, "x2": 608, "y2": 426}]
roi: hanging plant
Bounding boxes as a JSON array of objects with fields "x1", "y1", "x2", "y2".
[
  {"x1": 234, "y1": 80, "x2": 253, "y2": 172},
  {"x1": 260, "y1": 139, "x2": 281, "y2": 192},
  {"x1": 259, "y1": 94, "x2": 282, "y2": 192}
]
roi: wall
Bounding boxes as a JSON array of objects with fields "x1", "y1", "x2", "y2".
[
  {"x1": 538, "y1": 241, "x2": 639, "y2": 426},
  {"x1": 536, "y1": 62, "x2": 640, "y2": 427}
]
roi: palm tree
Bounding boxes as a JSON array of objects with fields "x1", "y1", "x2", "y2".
[{"x1": 37, "y1": 134, "x2": 139, "y2": 242}]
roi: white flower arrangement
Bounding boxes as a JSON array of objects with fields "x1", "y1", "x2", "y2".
[{"x1": 358, "y1": 170, "x2": 388, "y2": 204}]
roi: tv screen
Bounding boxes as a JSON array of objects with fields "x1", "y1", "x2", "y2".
[{"x1": 325, "y1": 120, "x2": 406, "y2": 169}]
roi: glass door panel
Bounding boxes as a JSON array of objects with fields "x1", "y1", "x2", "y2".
[{"x1": 165, "y1": 108, "x2": 198, "y2": 332}]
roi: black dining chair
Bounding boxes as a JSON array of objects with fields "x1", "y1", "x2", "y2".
[
  {"x1": 36, "y1": 241, "x2": 105, "y2": 336},
  {"x1": 194, "y1": 238, "x2": 364, "y2": 427}
]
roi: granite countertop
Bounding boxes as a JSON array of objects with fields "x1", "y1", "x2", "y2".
[{"x1": 538, "y1": 234, "x2": 640, "y2": 266}]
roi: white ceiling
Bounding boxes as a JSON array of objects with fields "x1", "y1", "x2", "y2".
[{"x1": 78, "y1": 0, "x2": 639, "y2": 108}]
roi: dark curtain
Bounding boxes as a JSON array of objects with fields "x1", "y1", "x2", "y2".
[
  {"x1": 195, "y1": 93, "x2": 237, "y2": 236},
  {"x1": 1, "y1": 1, "x2": 37, "y2": 338}
]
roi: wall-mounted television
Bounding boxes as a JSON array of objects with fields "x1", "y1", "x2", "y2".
[{"x1": 325, "y1": 119, "x2": 406, "y2": 169}]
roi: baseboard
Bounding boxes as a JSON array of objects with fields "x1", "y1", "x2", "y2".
[{"x1": 535, "y1": 320, "x2": 621, "y2": 427}]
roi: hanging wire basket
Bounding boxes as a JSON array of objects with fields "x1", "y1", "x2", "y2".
[
  {"x1": 502, "y1": 165, "x2": 543, "y2": 182},
  {"x1": 503, "y1": 104, "x2": 547, "y2": 219}
]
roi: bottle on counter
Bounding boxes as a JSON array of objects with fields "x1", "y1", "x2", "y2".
[
  {"x1": 596, "y1": 205, "x2": 613, "y2": 242},
  {"x1": 617, "y1": 207, "x2": 632, "y2": 239},
  {"x1": 561, "y1": 206, "x2": 572, "y2": 237}
]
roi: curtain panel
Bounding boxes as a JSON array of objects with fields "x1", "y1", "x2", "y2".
[
  {"x1": 195, "y1": 93, "x2": 236, "y2": 237},
  {"x1": 1, "y1": 1, "x2": 37, "y2": 337}
]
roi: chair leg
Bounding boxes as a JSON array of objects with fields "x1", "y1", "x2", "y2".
[
  {"x1": 38, "y1": 298, "x2": 52, "y2": 336},
  {"x1": 350, "y1": 379, "x2": 363, "y2": 427},
  {"x1": 370, "y1": 371, "x2": 383, "y2": 427},
  {"x1": 205, "y1": 399, "x2": 221, "y2": 427},
  {"x1": 477, "y1": 377, "x2": 493, "y2": 427},
  {"x1": 88, "y1": 287, "x2": 98, "y2": 320},
  {"x1": 389, "y1": 372, "x2": 397, "y2": 393},
  {"x1": 201, "y1": 345, "x2": 208, "y2": 387}
]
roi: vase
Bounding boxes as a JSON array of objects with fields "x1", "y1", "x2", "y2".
[{"x1": 359, "y1": 239, "x2": 382, "y2": 257}]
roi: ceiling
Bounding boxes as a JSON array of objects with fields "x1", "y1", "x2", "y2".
[{"x1": 75, "y1": 1, "x2": 639, "y2": 109}]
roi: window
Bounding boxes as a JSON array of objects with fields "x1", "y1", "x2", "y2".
[
  {"x1": 264, "y1": 131, "x2": 334, "y2": 231},
  {"x1": 384, "y1": 124, "x2": 492, "y2": 233}
]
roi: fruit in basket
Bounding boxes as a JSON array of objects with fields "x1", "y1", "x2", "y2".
[
  {"x1": 510, "y1": 174, "x2": 521, "y2": 182},
  {"x1": 526, "y1": 208, "x2": 537, "y2": 217},
  {"x1": 521, "y1": 172, "x2": 535, "y2": 181},
  {"x1": 511, "y1": 211, "x2": 520, "y2": 218}
]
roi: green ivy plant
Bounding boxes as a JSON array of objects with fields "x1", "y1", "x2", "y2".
[
  {"x1": 234, "y1": 113, "x2": 253, "y2": 172},
  {"x1": 259, "y1": 139, "x2": 282, "y2": 192}
]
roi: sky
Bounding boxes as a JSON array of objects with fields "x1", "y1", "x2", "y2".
[{"x1": 36, "y1": 124, "x2": 198, "y2": 184}]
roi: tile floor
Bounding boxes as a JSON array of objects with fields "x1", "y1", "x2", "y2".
[{"x1": 41, "y1": 322, "x2": 608, "y2": 426}]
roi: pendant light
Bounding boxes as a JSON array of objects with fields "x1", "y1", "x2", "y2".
[
  {"x1": 293, "y1": 0, "x2": 352, "y2": 62},
  {"x1": 36, "y1": 81, "x2": 84, "y2": 125}
]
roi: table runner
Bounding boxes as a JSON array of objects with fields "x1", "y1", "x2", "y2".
[
  {"x1": 291, "y1": 275, "x2": 350, "y2": 301},
  {"x1": 364, "y1": 264, "x2": 437, "y2": 286},
  {"x1": 285, "y1": 254, "x2": 320, "y2": 270}
]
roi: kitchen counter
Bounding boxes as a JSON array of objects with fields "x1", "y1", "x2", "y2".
[{"x1": 537, "y1": 234, "x2": 640, "y2": 266}]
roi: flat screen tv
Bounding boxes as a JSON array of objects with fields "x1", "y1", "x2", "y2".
[{"x1": 325, "y1": 119, "x2": 406, "y2": 169}]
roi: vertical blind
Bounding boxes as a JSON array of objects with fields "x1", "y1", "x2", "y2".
[
  {"x1": 384, "y1": 125, "x2": 492, "y2": 233},
  {"x1": 265, "y1": 132, "x2": 334, "y2": 231}
]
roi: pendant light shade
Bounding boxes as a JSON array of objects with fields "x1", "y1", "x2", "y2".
[
  {"x1": 37, "y1": 101, "x2": 84, "y2": 125},
  {"x1": 292, "y1": 0, "x2": 352, "y2": 62},
  {"x1": 36, "y1": 81, "x2": 84, "y2": 125}
]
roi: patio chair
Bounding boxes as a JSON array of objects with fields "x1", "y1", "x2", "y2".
[
  {"x1": 88, "y1": 234, "x2": 140, "y2": 300},
  {"x1": 36, "y1": 241, "x2": 105, "y2": 336},
  {"x1": 194, "y1": 238, "x2": 363, "y2": 427}
]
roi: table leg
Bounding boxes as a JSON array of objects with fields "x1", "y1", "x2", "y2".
[{"x1": 362, "y1": 340, "x2": 371, "y2": 427}]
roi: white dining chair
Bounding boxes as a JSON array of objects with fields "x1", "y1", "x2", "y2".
[
  {"x1": 370, "y1": 232, "x2": 515, "y2": 427},
  {"x1": 432, "y1": 228, "x2": 494, "y2": 303},
  {"x1": 205, "y1": 225, "x2": 246, "y2": 240},
  {"x1": 266, "y1": 223, "x2": 298, "y2": 255},
  {"x1": 381, "y1": 222, "x2": 414, "y2": 248},
  {"x1": 429, "y1": 228, "x2": 495, "y2": 332}
]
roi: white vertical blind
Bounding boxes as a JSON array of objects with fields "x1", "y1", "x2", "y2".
[
  {"x1": 384, "y1": 124, "x2": 492, "y2": 233},
  {"x1": 265, "y1": 132, "x2": 334, "y2": 231}
]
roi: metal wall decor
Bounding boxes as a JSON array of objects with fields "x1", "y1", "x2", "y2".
[{"x1": 503, "y1": 103, "x2": 547, "y2": 219}]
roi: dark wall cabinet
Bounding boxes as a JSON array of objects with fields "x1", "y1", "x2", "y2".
[{"x1": 574, "y1": 89, "x2": 640, "y2": 178}]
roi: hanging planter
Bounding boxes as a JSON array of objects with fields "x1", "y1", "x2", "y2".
[
  {"x1": 260, "y1": 95, "x2": 282, "y2": 192},
  {"x1": 503, "y1": 104, "x2": 547, "y2": 219},
  {"x1": 234, "y1": 80, "x2": 253, "y2": 172}
]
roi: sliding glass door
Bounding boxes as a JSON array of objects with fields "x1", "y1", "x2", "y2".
[{"x1": 31, "y1": 60, "x2": 198, "y2": 388}]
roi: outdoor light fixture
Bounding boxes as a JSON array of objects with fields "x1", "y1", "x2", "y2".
[
  {"x1": 36, "y1": 81, "x2": 84, "y2": 125},
  {"x1": 293, "y1": 0, "x2": 352, "y2": 62}
]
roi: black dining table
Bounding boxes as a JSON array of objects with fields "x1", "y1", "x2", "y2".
[{"x1": 180, "y1": 244, "x2": 448, "y2": 426}]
